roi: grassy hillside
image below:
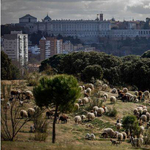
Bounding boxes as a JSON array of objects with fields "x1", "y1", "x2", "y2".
[{"x1": 1, "y1": 80, "x2": 150, "y2": 150}]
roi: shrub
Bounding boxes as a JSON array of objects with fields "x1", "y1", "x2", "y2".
[
  {"x1": 33, "y1": 110, "x2": 49, "y2": 141},
  {"x1": 105, "y1": 107, "x2": 117, "y2": 117}
]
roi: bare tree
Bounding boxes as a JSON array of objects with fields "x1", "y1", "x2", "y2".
[{"x1": 1, "y1": 100, "x2": 30, "y2": 141}]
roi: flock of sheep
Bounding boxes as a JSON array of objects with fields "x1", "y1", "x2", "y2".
[{"x1": 2, "y1": 80, "x2": 150, "y2": 148}]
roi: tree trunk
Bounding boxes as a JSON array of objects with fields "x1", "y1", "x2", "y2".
[{"x1": 52, "y1": 105, "x2": 58, "y2": 143}]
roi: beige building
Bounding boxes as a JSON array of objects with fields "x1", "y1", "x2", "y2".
[{"x1": 3, "y1": 31, "x2": 28, "y2": 67}]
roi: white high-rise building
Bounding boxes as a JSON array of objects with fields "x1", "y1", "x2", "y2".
[
  {"x1": 56, "y1": 39, "x2": 63, "y2": 54},
  {"x1": 3, "y1": 31, "x2": 28, "y2": 67}
]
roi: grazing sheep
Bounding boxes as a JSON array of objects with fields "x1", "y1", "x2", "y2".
[
  {"x1": 88, "y1": 83, "x2": 94, "y2": 90},
  {"x1": 90, "y1": 133, "x2": 96, "y2": 140},
  {"x1": 134, "y1": 91, "x2": 138, "y2": 96},
  {"x1": 46, "y1": 110, "x2": 54, "y2": 119},
  {"x1": 25, "y1": 90, "x2": 33, "y2": 97},
  {"x1": 116, "y1": 123, "x2": 122, "y2": 130},
  {"x1": 131, "y1": 137, "x2": 143, "y2": 147},
  {"x1": 137, "y1": 107, "x2": 143, "y2": 114},
  {"x1": 93, "y1": 106, "x2": 99, "y2": 111},
  {"x1": 78, "y1": 99, "x2": 82, "y2": 105},
  {"x1": 81, "y1": 115, "x2": 86, "y2": 121},
  {"x1": 82, "y1": 85, "x2": 85, "y2": 90},
  {"x1": 110, "y1": 139, "x2": 121, "y2": 145},
  {"x1": 143, "y1": 109, "x2": 147, "y2": 114},
  {"x1": 74, "y1": 116, "x2": 82, "y2": 124},
  {"x1": 146, "y1": 112, "x2": 150, "y2": 121},
  {"x1": 85, "y1": 88, "x2": 92, "y2": 96},
  {"x1": 87, "y1": 112, "x2": 95, "y2": 121},
  {"x1": 20, "y1": 110, "x2": 28, "y2": 118},
  {"x1": 97, "y1": 107, "x2": 104, "y2": 116},
  {"x1": 134, "y1": 108, "x2": 138, "y2": 115},
  {"x1": 102, "y1": 84, "x2": 108, "y2": 91},
  {"x1": 110, "y1": 96, "x2": 116, "y2": 103},
  {"x1": 111, "y1": 88, "x2": 117, "y2": 94},
  {"x1": 102, "y1": 128, "x2": 115, "y2": 138},
  {"x1": 144, "y1": 90, "x2": 149, "y2": 99},
  {"x1": 134, "y1": 99, "x2": 139, "y2": 103},
  {"x1": 7, "y1": 101, "x2": 10, "y2": 108},
  {"x1": 123, "y1": 88, "x2": 128, "y2": 93},
  {"x1": 85, "y1": 133, "x2": 91, "y2": 140},
  {"x1": 74, "y1": 103, "x2": 80, "y2": 110},
  {"x1": 27, "y1": 108, "x2": 35, "y2": 118},
  {"x1": 103, "y1": 93, "x2": 108, "y2": 99},
  {"x1": 140, "y1": 115, "x2": 147, "y2": 122},
  {"x1": 117, "y1": 133, "x2": 123, "y2": 141},
  {"x1": 140, "y1": 126, "x2": 144, "y2": 135},
  {"x1": 59, "y1": 115, "x2": 68, "y2": 123},
  {"x1": 82, "y1": 97, "x2": 89, "y2": 105},
  {"x1": 30, "y1": 125, "x2": 35, "y2": 133},
  {"x1": 122, "y1": 132, "x2": 127, "y2": 140},
  {"x1": 79, "y1": 86, "x2": 83, "y2": 91}
]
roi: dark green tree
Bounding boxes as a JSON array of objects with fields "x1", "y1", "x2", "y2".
[
  {"x1": 33, "y1": 74, "x2": 80, "y2": 143},
  {"x1": 122, "y1": 115, "x2": 140, "y2": 137},
  {"x1": 81, "y1": 65, "x2": 103, "y2": 82},
  {"x1": 1, "y1": 51, "x2": 20, "y2": 80}
]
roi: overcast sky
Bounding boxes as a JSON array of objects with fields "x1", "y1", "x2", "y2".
[{"x1": 1, "y1": 0, "x2": 150, "y2": 24}]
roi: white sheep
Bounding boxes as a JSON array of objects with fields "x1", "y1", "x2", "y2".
[
  {"x1": 82, "y1": 97, "x2": 89, "y2": 105},
  {"x1": 123, "y1": 88, "x2": 128, "y2": 93},
  {"x1": 7, "y1": 101, "x2": 10, "y2": 109},
  {"x1": 27, "y1": 108, "x2": 35, "y2": 118},
  {"x1": 88, "y1": 83, "x2": 94, "y2": 90},
  {"x1": 117, "y1": 133, "x2": 123, "y2": 141},
  {"x1": 102, "y1": 128, "x2": 115, "y2": 138},
  {"x1": 140, "y1": 115, "x2": 147, "y2": 122},
  {"x1": 140, "y1": 126, "x2": 144, "y2": 135},
  {"x1": 122, "y1": 132, "x2": 127, "y2": 140},
  {"x1": 85, "y1": 133, "x2": 90, "y2": 140},
  {"x1": 93, "y1": 106, "x2": 99, "y2": 111},
  {"x1": 97, "y1": 107, "x2": 104, "y2": 116},
  {"x1": 81, "y1": 115, "x2": 86, "y2": 121},
  {"x1": 85, "y1": 88, "x2": 92, "y2": 96},
  {"x1": 79, "y1": 86, "x2": 83, "y2": 91},
  {"x1": 103, "y1": 93, "x2": 108, "y2": 99},
  {"x1": 20, "y1": 110, "x2": 28, "y2": 118},
  {"x1": 116, "y1": 123, "x2": 122, "y2": 130},
  {"x1": 110, "y1": 96, "x2": 116, "y2": 103},
  {"x1": 146, "y1": 112, "x2": 150, "y2": 121},
  {"x1": 102, "y1": 84, "x2": 108, "y2": 91},
  {"x1": 144, "y1": 91, "x2": 150, "y2": 100},
  {"x1": 90, "y1": 133, "x2": 96, "y2": 140},
  {"x1": 134, "y1": 91, "x2": 138, "y2": 96},
  {"x1": 74, "y1": 103, "x2": 80, "y2": 110},
  {"x1": 111, "y1": 88, "x2": 117, "y2": 94},
  {"x1": 87, "y1": 112, "x2": 95, "y2": 121},
  {"x1": 143, "y1": 109, "x2": 147, "y2": 114},
  {"x1": 74, "y1": 115, "x2": 82, "y2": 124}
]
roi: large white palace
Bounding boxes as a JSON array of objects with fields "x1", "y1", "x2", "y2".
[{"x1": 18, "y1": 14, "x2": 150, "y2": 44}]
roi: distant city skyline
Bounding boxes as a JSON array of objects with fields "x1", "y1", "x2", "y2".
[{"x1": 2, "y1": 0, "x2": 150, "y2": 24}]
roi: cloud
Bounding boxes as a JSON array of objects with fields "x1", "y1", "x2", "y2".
[{"x1": 1, "y1": 0, "x2": 149, "y2": 24}]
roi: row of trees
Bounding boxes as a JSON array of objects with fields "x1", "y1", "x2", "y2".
[
  {"x1": 1, "y1": 51, "x2": 20, "y2": 80},
  {"x1": 40, "y1": 51, "x2": 150, "y2": 90}
]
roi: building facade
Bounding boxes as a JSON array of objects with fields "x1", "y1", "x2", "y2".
[
  {"x1": 3, "y1": 31, "x2": 28, "y2": 67},
  {"x1": 39, "y1": 36, "x2": 62, "y2": 61},
  {"x1": 18, "y1": 14, "x2": 150, "y2": 43}
]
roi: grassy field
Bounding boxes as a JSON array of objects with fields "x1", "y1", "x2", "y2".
[{"x1": 1, "y1": 80, "x2": 150, "y2": 150}]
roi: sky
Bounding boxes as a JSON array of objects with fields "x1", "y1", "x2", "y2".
[{"x1": 1, "y1": 0, "x2": 150, "y2": 24}]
